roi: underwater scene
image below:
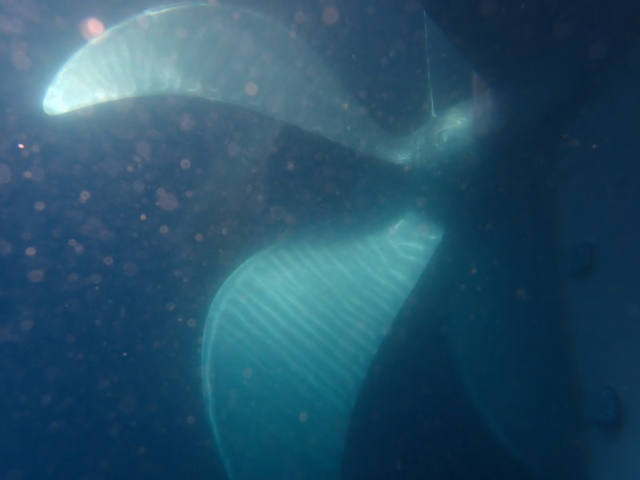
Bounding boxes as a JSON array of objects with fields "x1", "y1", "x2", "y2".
[{"x1": 1, "y1": 0, "x2": 639, "y2": 479}]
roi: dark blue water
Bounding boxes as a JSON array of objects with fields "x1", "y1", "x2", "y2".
[
  {"x1": 0, "y1": 1, "x2": 426, "y2": 477},
  {"x1": 1, "y1": 0, "x2": 638, "y2": 479}
]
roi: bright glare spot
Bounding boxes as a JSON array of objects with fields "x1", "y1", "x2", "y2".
[
  {"x1": 140, "y1": 214, "x2": 147, "y2": 221},
  {"x1": 25, "y1": 247, "x2": 36, "y2": 256},
  {"x1": 322, "y1": 6, "x2": 339, "y2": 25},
  {"x1": 244, "y1": 82, "x2": 258, "y2": 96},
  {"x1": 17, "y1": 143, "x2": 24, "y2": 149},
  {"x1": 80, "y1": 17, "x2": 105, "y2": 40}
]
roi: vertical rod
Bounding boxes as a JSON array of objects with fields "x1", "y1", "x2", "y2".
[{"x1": 424, "y1": 10, "x2": 437, "y2": 117}]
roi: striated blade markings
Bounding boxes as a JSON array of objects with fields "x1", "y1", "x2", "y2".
[{"x1": 203, "y1": 212, "x2": 443, "y2": 479}]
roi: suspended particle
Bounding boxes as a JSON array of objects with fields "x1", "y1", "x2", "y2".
[
  {"x1": 322, "y1": 6, "x2": 339, "y2": 25},
  {"x1": 244, "y1": 82, "x2": 258, "y2": 96},
  {"x1": 80, "y1": 17, "x2": 105, "y2": 40},
  {"x1": 27, "y1": 269, "x2": 45, "y2": 282}
]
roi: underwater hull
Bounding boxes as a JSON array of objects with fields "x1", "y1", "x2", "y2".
[{"x1": 558, "y1": 38, "x2": 640, "y2": 480}]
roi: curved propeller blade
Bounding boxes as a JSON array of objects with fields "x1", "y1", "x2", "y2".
[
  {"x1": 202, "y1": 212, "x2": 443, "y2": 479},
  {"x1": 43, "y1": 3, "x2": 422, "y2": 165}
]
